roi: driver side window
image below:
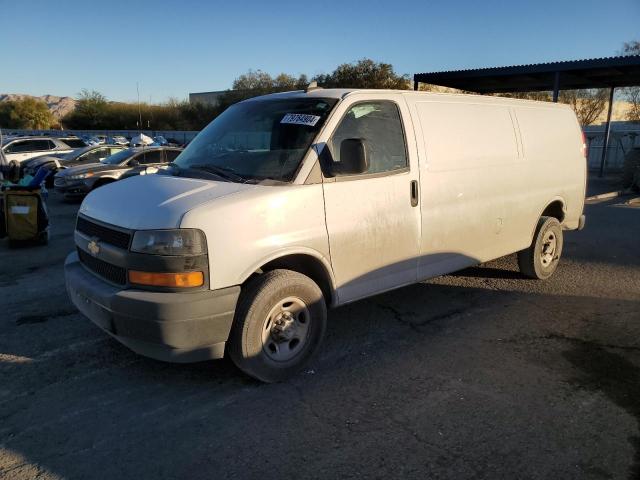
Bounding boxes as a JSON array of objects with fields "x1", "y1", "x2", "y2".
[
  {"x1": 137, "y1": 150, "x2": 163, "y2": 165},
  {"x1": 80, "y1": 149, "x2": 107, "y2": 162},
  {"x1": 330, "y1": 101, "x2": 408, "y2": 175}
]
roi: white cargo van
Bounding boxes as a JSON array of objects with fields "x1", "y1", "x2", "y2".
[{"x1": 65, "y1": 88, "x2": 586, "y2": 382}]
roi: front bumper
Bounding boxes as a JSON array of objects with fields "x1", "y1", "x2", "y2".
[
  {"x1": 54, "y1": 180, "x2": 90, "y2": 196},
  {"x1": 65, "y1": 251, "x2": 240, "y2": 362}
]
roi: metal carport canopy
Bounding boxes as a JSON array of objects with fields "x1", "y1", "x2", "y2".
[
  {"x1": 414, "y1": 55, "x2": 640, "y2": 178},
  {"x1": 413, "y1": 55, "x2": 640, "y2": 94}
]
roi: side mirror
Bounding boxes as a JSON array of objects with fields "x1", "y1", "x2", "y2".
[
  {"x1": 129, "y1": 159, "x2": 140, "y2": 167},
  {"x1": 331, "y1": 138, "x2": 368, "y2": 176}
]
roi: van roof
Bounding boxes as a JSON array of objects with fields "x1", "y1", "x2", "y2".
[{"x1": 246, "y1": 88, "x2": 571, "y2": 108}]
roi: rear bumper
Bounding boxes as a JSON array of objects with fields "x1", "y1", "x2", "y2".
[
  {"x1": 65, "y1": 251, "x2": 240, "y2": 362},
  {"x1": 563, "y1": 214, "x2": 586, "y2": 231},
  {"x1": 578, "y1": 214, "x2": 586, "y2": 231}
]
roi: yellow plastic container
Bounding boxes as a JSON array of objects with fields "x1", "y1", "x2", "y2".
[{"x1": 3, "y1": 189, "x2": 47, "y2": 244}]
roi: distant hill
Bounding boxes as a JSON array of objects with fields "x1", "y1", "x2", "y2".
[{"x1": 0, "y1": 93, "x2": 77, "y2": 119}]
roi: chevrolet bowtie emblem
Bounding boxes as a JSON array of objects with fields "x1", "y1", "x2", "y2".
[{"x1": 87, "y1": 239, "x2": 100, "y2": 256}]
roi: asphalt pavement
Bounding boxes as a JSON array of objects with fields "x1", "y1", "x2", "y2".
[{"x1": 0, "y1": 181, "x2": 639, "y2": 480}]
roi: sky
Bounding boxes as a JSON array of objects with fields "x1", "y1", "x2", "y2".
[{"x1": 1, "y1": 0, "x2": 638, "y2": 103}]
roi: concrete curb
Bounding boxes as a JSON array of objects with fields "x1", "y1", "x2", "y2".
[
  {"x1": 585, "y1": 188, "x2": 633, "y2": 200},
  {"x1": 585, "y1": 191, "x2": 624, "y2": 201}
]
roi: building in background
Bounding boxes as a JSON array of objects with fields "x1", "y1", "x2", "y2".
[{"x1": 188, "y1": 90, "x2": 226, "y2": 106}]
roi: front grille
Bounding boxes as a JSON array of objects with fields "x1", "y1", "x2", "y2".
[
  {"x1": 78, "y1": 248, "x2": 127, "y2": 285},
  {"x1": 76, "y1": 216, "x2": 131, "y2": 249}
]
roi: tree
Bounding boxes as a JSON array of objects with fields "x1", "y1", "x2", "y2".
[
  {"x1": 0, "y1": 102, "x2": 13, "y2": 128},
  {"x1": 314, "y1": 59, "x2": 410, "y2": 89},
  {"x1": 215, "y1": 70, "x2": 310, "y2": 110},
  {"x1": 501, "y1": 91, "x2": 552, "y2": 101},
  {"x1": 625, "y1": 87, "x2": 640, "y2": 123},
  {"x1": 622, "y1": 40, "x2": 640, "y2": 54},
  {"x1": 232, "y1": 70, "x2": 276, "y2": 92},
  {"x1": 64, "y1": 89, "x2": 108, "y2": 129},
  {"x1": 0, "y1": 98, "x2": 54, "y2": 129},
  {"x1": 558, "y1": 89, "x2": 609, "y2": 126},
  {"x1": 621, "y1": 40, "x2": 640, "y2": 122}
]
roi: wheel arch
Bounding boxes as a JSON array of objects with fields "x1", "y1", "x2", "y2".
[
  {"x1": 240, "y1": 249, "x2": 337, "y2": 306},
  {"x1": 528, "y1": 197, "x2": 566, "y2": 243}
]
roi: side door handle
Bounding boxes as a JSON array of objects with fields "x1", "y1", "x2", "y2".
[{"x1": 410, "y1": 180, "x2": 419, "y2": 207}]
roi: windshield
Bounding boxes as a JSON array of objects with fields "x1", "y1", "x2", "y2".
[
  {"x1": 173, "y1": 97, "x2": 337, "y2": 183},
  {"x1": 100, "y1": 148, "x2": 135, "y2": 165}
]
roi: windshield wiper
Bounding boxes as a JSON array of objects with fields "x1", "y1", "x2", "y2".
[{"x1": 188, "y1": 164, "x2": 247, "y2": 183}]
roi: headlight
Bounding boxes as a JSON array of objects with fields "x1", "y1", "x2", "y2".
[
  {"x1": 68, "y1": 172, "x2": 93, "y2": 180},
  {"x1": 131, "y1": 229, "x2": 206, "y2": 256}
]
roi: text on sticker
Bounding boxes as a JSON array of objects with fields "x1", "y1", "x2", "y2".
[{"x1": 280, "y1": 113, "x2": 321, "y2": 127}]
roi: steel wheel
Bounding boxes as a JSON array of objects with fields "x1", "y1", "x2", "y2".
[
  {"x1": 518, "y1": 216, "x2": 563, "y2": 280},
  {"x1": 261, "y1": 296, "x2": 311, "y2": 362},
  {"x1": 228, "y1": 269, "x2": 327, "y2": 382},
  {"x1": 540, "y1": 230, "x2": 557, "y2": 267}
]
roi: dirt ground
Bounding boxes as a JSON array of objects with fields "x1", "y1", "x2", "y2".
[{"x1": 1, "y1": 182, "x2": 639, "y2": 480}]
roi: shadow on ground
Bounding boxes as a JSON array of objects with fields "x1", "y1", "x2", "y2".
[
  {"x1": 2, "y1": 275, "x2": 639, "y2": 479},
  {"x1": 563, "y1": 340, "x2": 640, "y2": 480}
]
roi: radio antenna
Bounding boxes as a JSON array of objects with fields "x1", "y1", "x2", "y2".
[{"x1": 136, "y1": 82, "x2": 142, "y2": 134}]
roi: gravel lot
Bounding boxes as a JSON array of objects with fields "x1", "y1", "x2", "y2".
[{"x1": 1, "y1": 182, "x2": 639, "y2": 480}]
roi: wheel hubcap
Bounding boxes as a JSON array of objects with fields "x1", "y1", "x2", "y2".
[
  {"x1": 261, "y1": 296, "x2": 310, "y2": 362},
  {"x1": 540, "y1": 230, "x2": 557, "y2": 267}
]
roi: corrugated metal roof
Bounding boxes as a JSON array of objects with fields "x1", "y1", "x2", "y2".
[
  {"x1": 414, "y1": 55, "x2": 640, "y2": 92},
  {"x1": 415, "y1": 55, "x2": 640, "y2": 76}
]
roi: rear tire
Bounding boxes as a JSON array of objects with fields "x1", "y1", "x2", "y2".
[
  {"x1": 227, "y1": 269, "x2": 327, "y2": 383},
  {"x1": 518, "y1": 216, "x2": 563, "y2": 280}
]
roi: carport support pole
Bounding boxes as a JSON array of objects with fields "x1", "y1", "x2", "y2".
[
  {"x1": 598, "y1": 87, "x2": 615, "y2": 178},
  {"x1": 413, "y1": 79, "x2": 419, "y2": 91},
  {"x1": 552, "y1": 71, "x2": 560, "y2": 102}
]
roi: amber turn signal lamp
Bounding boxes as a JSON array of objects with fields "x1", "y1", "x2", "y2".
[{"x1": 128, "y1": 270, "x2": 204, "y2": 288}]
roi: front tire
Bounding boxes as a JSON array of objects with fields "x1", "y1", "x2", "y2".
[
  {"x1": 518, "y1": 216, "x2": 563, "y2": 279},
  {"x1": 227, "y1": 269, "x2": 327, "y2": 383}
]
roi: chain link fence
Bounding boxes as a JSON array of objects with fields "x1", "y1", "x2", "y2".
[
  {"x1": 5, "y1": 125, "x2": 640, "y2": 174},
  {"x1": 3, "y1": 129, "x2": 200, "y2": 145},
  {"x1": 584, "y1": 124, "x2": 640, "y2": 173}
]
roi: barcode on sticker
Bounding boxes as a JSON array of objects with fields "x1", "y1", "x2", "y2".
[{"x1": 281, "y1": 113, "x2": 321, "y2": 126}]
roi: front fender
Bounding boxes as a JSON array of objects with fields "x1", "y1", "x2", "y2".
[{"x1": 237, "y1": 246, "x2": 336, "y2": 290}]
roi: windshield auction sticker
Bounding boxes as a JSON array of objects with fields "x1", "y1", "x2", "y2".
[{"x1": 280, "y1": 113, "x2": 321, "y2": 126}]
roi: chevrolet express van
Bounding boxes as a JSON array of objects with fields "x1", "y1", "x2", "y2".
[{"x1": 65, "y1": 88, "x2": 586, "y2": 382}]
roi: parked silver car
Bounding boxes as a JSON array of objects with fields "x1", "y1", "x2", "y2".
[{"x1": 1, "y1": 136, "x2": 76, "y2": 164}]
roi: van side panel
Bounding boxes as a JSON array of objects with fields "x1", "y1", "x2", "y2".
[
  {"x1": 514, "y1": 106, "x2": 586, "y2": 231},
  {"x1": 406, "y1": 94, "x2": 585, "y2": 280},
  {"x1": 410, "y1": 98, "x2": 529, "y2": 277}
]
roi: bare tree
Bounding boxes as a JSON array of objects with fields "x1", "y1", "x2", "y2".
[
  {"x1": 498, "y1": 91, "x2": 551, "y2": 101},
  {"x1": 558, "y1": 89, "x2": 609, "y2": 125},
  {"x1": 621, "y1": 40, "x2": 640, "y2": 122}
]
